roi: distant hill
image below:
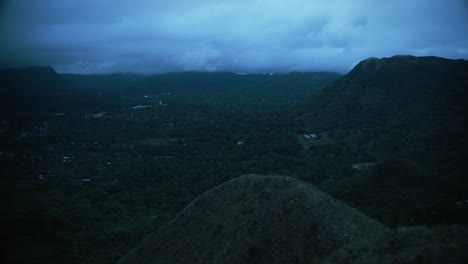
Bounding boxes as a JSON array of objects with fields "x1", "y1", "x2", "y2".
[
  {"x1": 59, "y1": 71, "x2": 341, "y2": 111},
  {"x1": 117, "y1": 174, "x2": 387, "y2": 264},
  {"x1": 0, "y1": 68, "x2": 341, "y2": 122},
  {"x1": 296, "y1": 55, "x2": 468, "y2": 226},
  {"x1": 140, "y1": 71, "x2": 342, "y2": 96},
  {"x1": 0, "y1": 66, "x2": 66, "y2": 116},
  {"x1": 0, "y1": 66, "x2": 61, "y2": 94}
]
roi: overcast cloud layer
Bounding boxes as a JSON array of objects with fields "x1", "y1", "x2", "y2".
[{"x1": 1, "y1": 0, "x2": 467, "y2": 73}]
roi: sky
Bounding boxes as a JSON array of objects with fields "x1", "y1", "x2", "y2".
[{"x1": 1, "y1": 0, "x2": 467, "y2": 74}]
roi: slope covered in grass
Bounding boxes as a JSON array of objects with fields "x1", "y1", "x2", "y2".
[
  {"x1": 118, "y1": 174, "x2": 387, "y2": 264},
  {"x1": 119, "y1": 174, "x2": 468, "y2": 264}
]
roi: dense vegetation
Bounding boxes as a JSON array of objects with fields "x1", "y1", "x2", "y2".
[
  {"x1": 1, "y1": 69, "x2": 341, "y2": 263},
  {"x1": 1, "y1": 55, "x2": 467, "y2": 263}
]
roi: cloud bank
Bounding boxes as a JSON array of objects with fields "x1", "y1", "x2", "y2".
[{"x1": 1, "y1": 0, "x2": 467, "y2": 73}]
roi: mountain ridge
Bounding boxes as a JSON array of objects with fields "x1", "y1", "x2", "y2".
[
  {"x1": 298, "y1": 55, "x2": 468, "y2": 129},
  {"x1": 296, "y1": 55, "x2": 468, "y2": 226}
]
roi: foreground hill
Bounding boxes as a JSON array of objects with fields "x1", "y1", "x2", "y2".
[
  {"x1": 118, "y1": 174, "x2": 387, "y2": 264},
  {"x1": 296, "y1": 55, "x2": 468, "y2": 226},
  {"x1": 118, "y1": 175, "x2": 468, "y2": 264}
]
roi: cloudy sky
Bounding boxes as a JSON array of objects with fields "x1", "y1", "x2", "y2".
[{"x1": 1, "y1": 0, "x2": 467, "y2": 73}]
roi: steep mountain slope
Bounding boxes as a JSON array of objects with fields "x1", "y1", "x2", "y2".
[
  {"x1": 118, "y1": 174, "x2": 387, "y2": 264},
  {"x1": 298, "y1": 55, "x2": 468, "y2": 131},
  {"x1": 296, "y1": 55, "x2": 468, "y2": 226}
]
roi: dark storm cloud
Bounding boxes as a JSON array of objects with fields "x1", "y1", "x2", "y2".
[{"x1": 1, "y1": 0, "x2": 467, "y2": 73}]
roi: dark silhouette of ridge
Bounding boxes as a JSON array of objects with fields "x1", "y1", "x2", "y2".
[{"x1": 0, "y1": 66, "x2": 65, "y2": 116}]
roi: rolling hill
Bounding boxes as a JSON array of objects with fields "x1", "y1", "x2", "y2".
[
  {"x1": 117, "y1": 174, "x2": 387, "y2": 264},
  {"x1": 117, "y1": 174, "x2": 468, "y2": 264}
]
